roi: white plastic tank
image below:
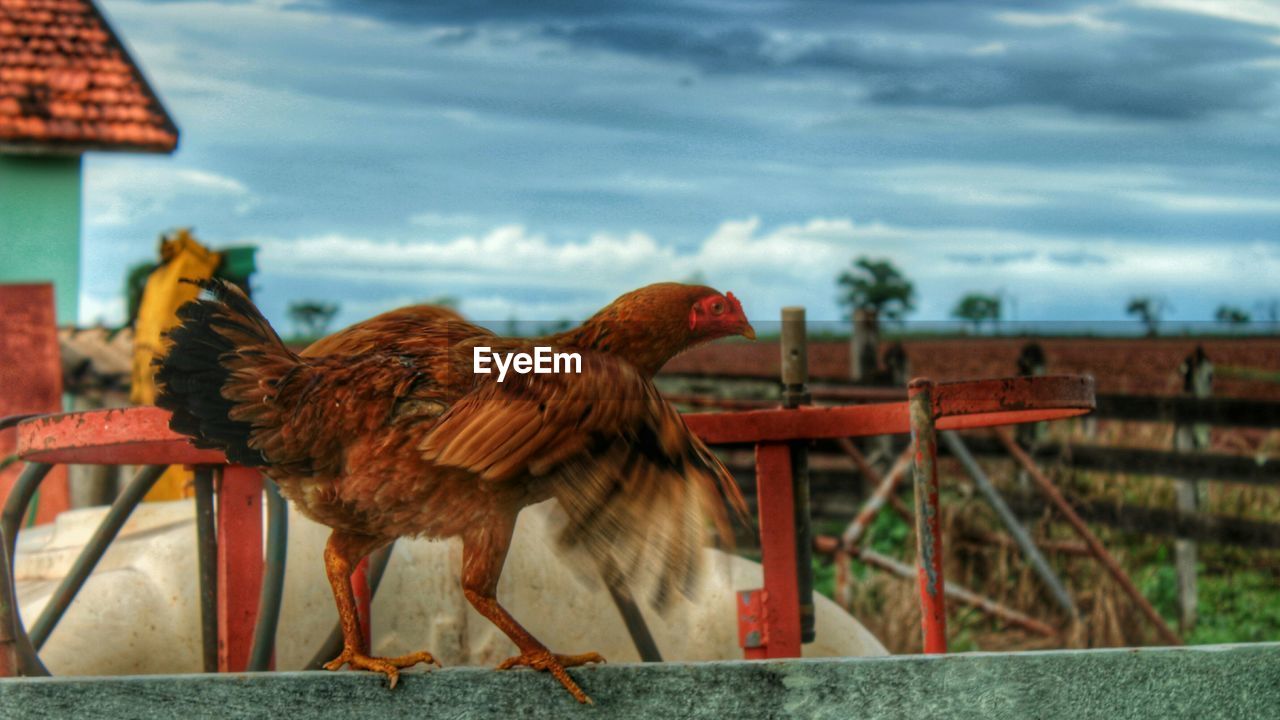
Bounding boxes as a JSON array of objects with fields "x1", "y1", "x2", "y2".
[{"x1": 13, "y1": 500, "x2": 886, "y2": 675}]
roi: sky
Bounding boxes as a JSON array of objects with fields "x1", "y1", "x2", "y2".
[{"x1": 80, "y1": 0, "x2": 1280, "y2": 331}]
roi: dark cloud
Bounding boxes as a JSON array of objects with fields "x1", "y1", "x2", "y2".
[
  {"x1": 260, "y1": 0, "x2": 1280, "y2": 121},
  {"x1": 294, "y1": 0, "x2": 695, "y2": 24},
  {"x1": 542, "y1": 13, "x2": 1279, "y2": 120},
  {"x1": 945, "y1": 251, "x2": 1036, "y2": 265}
]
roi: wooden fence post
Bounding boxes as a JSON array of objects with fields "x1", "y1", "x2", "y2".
[
  {"x1": 1174, "y1": 346, "x2": 1212, "y2": 634},
  {"x1": 850, "y1": 308, "x2": 879, "y2": 383},
  {"x1": 1014, "y1": 342, "x2": 1047, "y2": 494},
  {"x1": 781, "y1": 307, "x2": 815, "y2": 644}
]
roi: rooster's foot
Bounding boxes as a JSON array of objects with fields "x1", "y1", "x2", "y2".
[
  {"x1": 323, "y1": 648, "x2": 441, "y2": 689},
  {"x1": 496, "y1": 650, "x2": 606, "y2": 704}
]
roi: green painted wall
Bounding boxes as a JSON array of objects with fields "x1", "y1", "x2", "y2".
[{"x1": 0, "y1": 154, "x2": 82, "y2": 324}]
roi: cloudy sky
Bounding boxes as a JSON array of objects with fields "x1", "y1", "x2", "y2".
[{"x1": 82, "y1": 0, "x2": 1280, "y2": 330}]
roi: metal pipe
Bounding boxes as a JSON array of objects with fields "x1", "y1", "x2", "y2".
[
  {"x1": 851, "y1": 545, "x2": 1058, "y2": 638},
  {"x1": 193, "y1": 467, "x2": 218, "y2": 673},
  {"x1": 29, "y1": 465, "x2": 168, "y2": 649},
  {"x1": 942, "y1": 431, "x2": 1079, "y2": 619},
  {"x1": 996, "y1": 429, "x2": 1183, "y2": 646},
  {"x1": 814, "y1": 535, "x2": 1057, "y2": 637},
  {"x1": 908, "y1": 378, "x2": 948, "y2": 653},
  {"x1": 247, "y1": 478, "x2": 288, "y2": 672},
  {"x1": 305, "y1": 542, "x2": 394, "y2": 670},
  {"x1": 780, "y1": 306, "x2": 815, "y2": 644},
  {"x1": 837, "y1": 441, "x2": 913, "y2": 548},
  {"x1": 606, "y1": 583, "x2": 662, "y2": 662},
  {"x1": 0, "y1": 462, "x2": 53, "y2": 677}
]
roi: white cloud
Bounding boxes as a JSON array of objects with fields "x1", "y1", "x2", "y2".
[
  {"x1": 969, "y1": 42, "x2": 1009, "y2": 56},
  {"x1": 867, "y1": 164, "x2": 1280, "y2": 214},
  {"x1": 1121, "y1": 191, "x2": 1280, "y2": 213},
  {"x1": 996, "y1": 7, "x2": 1125, "y2": 32},
  {"x1": 79, "y1": 293, "x2": 126, "y2": 326},
  {"x1": 84, "y1": 161, "x2": 256, "y2": 229},
  {"x1": 1132, "y1": 0, "x2": 1280, "y2": 29},
  {"x1": 865, "y1": 164, "x2": 1162, "y2": 207},
  {"x1": 250, "y1": 217, "x2": 1280, "y2": 323}
]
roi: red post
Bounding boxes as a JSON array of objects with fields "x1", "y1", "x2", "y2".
[
  {"x1": 352, "y1": 557, "x2": 372, "y2": 654},
  {"x1": 0, "y1": 283, "x2": 68, "y2": 525},
  {"x1": 908, "y1": 379, "x2": 948, "y2": 654},
  {"x1": 736, "y1": 589, "x2": 767, "y2": 660},
  {"x1": 217, "y1": 465, "x2": 263, "y2": 672},
  {"x1": 749, "y1": 441, "x2": 802, "y2": 658}
]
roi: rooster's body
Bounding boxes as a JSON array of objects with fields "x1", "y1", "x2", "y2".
[{"x1": 155, "y1": 281, "x2": 753, "y2": 703}]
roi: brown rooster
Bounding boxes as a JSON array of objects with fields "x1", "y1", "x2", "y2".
[{"x1": 155, "y1": 281, "x2": 754, "y2": 703}]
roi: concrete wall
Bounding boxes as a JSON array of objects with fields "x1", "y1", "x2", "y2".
[
  {"x1": 2, "y1": 644, "x2": 1277, "y2": 719},
  {"x1": 0, "y1": 155, "x2": 82, "y2": 324}
]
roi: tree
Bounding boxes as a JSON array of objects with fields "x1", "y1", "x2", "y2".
[
  {"x1": 1214, "y1": 305, "x2": 1250, "y2": 326},
  {"x1": 951, "y1": 293, "x2": 1002, "y2": 333},
  {"x1": 288, "y1": 300, "x2": 340, "y2": 339},
  {"x1": 1126, "y1": 296, "x2": 1170, "y2": 337},
  {"x1": 836, "y1": 257, "x2": 915, "y2": 322},
  {"x1": 124, "y1": 261, "x2": 158, "y2": 326}
]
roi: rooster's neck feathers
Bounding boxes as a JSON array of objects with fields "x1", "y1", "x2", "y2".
[{"x1": 546, "y1": 283, "x2": 714, "y2": 378}]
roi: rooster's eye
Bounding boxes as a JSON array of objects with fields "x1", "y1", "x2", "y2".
[{"x1": 710, "y1": 301, "x2": 725, "y2": 315}]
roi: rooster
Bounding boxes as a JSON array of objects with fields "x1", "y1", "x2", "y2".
[{"x1": 155, "y1": 280, "x2": 754, "y2": 703}]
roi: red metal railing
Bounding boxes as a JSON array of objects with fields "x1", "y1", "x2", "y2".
[
  {"x1": 1, "y1": 375, "x2": 1093, "y2": 675},
  {"x1": 683, "y1": 375, "x2": 1094, "y2": 657}
]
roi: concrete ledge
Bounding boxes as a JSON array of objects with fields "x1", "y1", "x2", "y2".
[{"x1": 3, "y1": 644, "x2": 1278, "y2": 719}]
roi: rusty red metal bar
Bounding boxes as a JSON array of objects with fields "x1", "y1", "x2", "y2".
[
  {"x1": 908, "y1": 379, "x2": 948, "y2": 654},
  {"x1": 16, "y1": 407, "x2": 225, "y2": 466},
  {"x1": 814, "y1": 536, "x2": 1058, "y2": 638},
  {"x1": 683, "y1": 375, "x2": 1094, "y2": 444},
  {"x1": 995, "y1": 429, "x2": 1182, "y2": 646},
  {"x1": 217, "y1": 465, "x2": 265, "y2": 672},
  {"x1": 747, "y1": 442, "x2": 802, "y2": 658},
  {"x1": 851, "y1": 544, "x2": 1055, "y2": 638}
]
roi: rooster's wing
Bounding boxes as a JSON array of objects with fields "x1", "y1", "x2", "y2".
[{"x1": 420, "y1": 352, "x2": 748, "y2": 609}]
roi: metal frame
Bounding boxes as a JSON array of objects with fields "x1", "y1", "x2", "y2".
[
  {"x1": 1, "y1": 373, "x2": 1094, "y2": 675},
  {"x1": 686, "y1": 374, "x2": 1094, "y2": 656}
]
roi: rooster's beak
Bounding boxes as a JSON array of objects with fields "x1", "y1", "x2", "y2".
[{"x1": 740, "y1": 322, "x2": 756, "y2": 341}]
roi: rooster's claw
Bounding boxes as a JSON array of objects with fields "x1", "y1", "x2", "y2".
[
  {"x1": 324, "y1": 649, "x2": 441, "y2": 689},
  {"x1": 496, "y1": 650, "x2": 605, "y2": 704}
]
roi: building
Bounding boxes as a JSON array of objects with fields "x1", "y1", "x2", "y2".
[{"x1": 0, "y1": 0, "x2": 178, "y2": 324}]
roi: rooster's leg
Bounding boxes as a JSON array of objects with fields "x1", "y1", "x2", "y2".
[
  {"x1": 462, "y1": 519, "x2": 605, "y2": 704},
  {"x1": 321, "y1": 531, "x2": 440, "y2": 688}
]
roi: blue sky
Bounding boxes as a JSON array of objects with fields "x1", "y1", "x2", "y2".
[{"x1": 80, "y1": 0, "x2": 1280, "y2": 330}]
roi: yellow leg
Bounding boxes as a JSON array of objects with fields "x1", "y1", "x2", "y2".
[
  {"x1": 461, "y1": 520, "x2": 605, "y2": 704},
  {"x1": 322, "y1": 532, "x2": 440, "y2": 689}
]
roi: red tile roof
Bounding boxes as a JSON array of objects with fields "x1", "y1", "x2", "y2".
[{"x1": 0, "y1": 0, "x2": 177, "y2": 153}]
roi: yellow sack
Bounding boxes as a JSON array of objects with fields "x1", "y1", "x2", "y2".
[{"x1": 131, "y1": 229, "x2": 222, "y2": 501}]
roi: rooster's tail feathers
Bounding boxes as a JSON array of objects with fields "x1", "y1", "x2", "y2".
[{"x1": 154, "y1": 278, "x2": 298, "y2": 467}]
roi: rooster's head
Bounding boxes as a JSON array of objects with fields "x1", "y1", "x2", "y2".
[{"x1": 687, "y1": 289, "x2": 755, "y2": 342}]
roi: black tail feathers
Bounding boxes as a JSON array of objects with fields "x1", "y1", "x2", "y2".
[{"x1": 153, "y1": 278, "x2": 294, "y2": 467}]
